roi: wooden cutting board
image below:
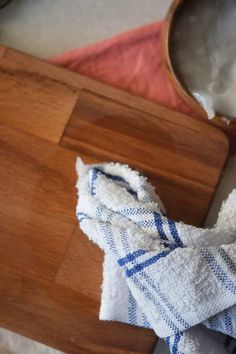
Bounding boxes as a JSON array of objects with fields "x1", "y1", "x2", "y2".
[{"x1": 0, "y1": 45, "x2": 229, "y2": 354}]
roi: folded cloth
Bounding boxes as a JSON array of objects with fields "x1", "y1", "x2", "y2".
[
  {"x1": 76, "y1": 158, "x2": 236, "y2": 354},
  {"x1": 50, "y1": 22, "x2": 196, "y2": 120}
]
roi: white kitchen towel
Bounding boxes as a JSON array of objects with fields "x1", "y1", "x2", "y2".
[{"x1": 76, "y1": 158, "x2": 236, "y2": 354}]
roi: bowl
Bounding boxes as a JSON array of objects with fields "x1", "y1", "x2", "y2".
[{"x1": 163, "y1": 0, "x2": 236, "y2": 132}]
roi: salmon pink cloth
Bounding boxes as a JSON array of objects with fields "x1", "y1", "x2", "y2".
[
  {"x1": 50, "y1": 22, "x2": 193, "y2": 115},
  {"x1": 50, "y1": 21, "x2": 235, "y2": 155}
]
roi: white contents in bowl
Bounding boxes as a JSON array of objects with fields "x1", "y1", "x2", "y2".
[{"x1": 171, "y1": 0, "x2": 236, "y2": 119}]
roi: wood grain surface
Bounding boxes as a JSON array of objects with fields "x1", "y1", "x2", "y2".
[
  {"x1": 61, "y1": 89, "x2": 227, "y2": 225},
  {"x1": 0, "y1": 58, "x2": 80, "y2": 143},
  {"x1": 0, "y1": 124, "x2": 77, "y2": 280},
  {"x1": 0, "y1": 45, "x2": 229, "y2": 354},
  {"x1": 56, "y1": 227, "x2": 103, "y2": 301},
  {"x1": 0, "y1": 262, "x2": 155, "y2": 354}
]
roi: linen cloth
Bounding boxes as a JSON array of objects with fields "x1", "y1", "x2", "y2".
[
  {"x1": 50, "y1": 22, "x2": 196, "y2": 119},
  {"x1": 76, "y1": 158, "x2": 236, "y2": 354}
]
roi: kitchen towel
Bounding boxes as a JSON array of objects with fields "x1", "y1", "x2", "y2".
[{"x1": 76, "y1": 158, "x2": 236, "y2": 354}]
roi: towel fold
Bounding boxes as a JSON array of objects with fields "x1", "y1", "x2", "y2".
[{"x1": 76, "y1": 158, "x2": 236, "y2": 354}]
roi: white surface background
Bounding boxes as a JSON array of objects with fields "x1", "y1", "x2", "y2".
[
  {"x1": 0, "y1": 1, "x2": 235, "y2": 353},
  {"x1": 0, "y1": 0, "x2": 171, "y2": 57}
]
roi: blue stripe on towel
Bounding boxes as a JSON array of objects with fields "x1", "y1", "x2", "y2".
[
  {"x1": 132, "y1": 275, "x2": 180, "y2": 332},
  {"x1": 90, "y1": 169, "x2": 98, "y2": 196},
  {"x1": 120, "y1": 229, "x2": 189, "y2": 331},
  {"x1": 165, "y1": 336, "x2": 171, "y2": 349},
  {"x1": 208, "y1": 315, "x2": 221, "y2": 330},
  {"x1": 138, "y1": 268, "x2": 189, "y2": 329},
  {"x1": 142, "y1": 313, "x2": 150, "y2": 328},
  {"x1": 100, "y1": 223, "x2": 119, "y2": 257},
  {"x1": 125, "y1": 251, "x2": 171, "y2": 277},
  {"x1": 224, "y1": 309, "x2": 233, "y2": 335},
  {"x1": 125, "y1": 243, "x2": 182, "y2": 278},
  {"x1": 218, "y1": 247, "x2": 236, "y2": 273},
  {"x1": 172, "y1": 333, "x2": 182, "y2": 354},
  {"x1": 154, "y1": 212, "x2": 168, "y2": 240},
  {"x1": 91, "y1": 168, "x2": 137, "y2": 197},
  {"x1": 200, "y1": 249, "x2": 236, "y2": 295},
  {"x1": 118, "y1": 250, "x2": 147, "y2": 266},
  {"x1": 120, "y1": 229, "x2": 175, "y2": 331},
  {"x1": 168, "y1": 219, "x2": 183, "y2": 247},
  {"x1": 119, "y1": 230, "x2": 137, "y2": 326},
  {"x1": 94, "y1": 168, "x2": 127, "y2": 183},
  {"x1": 128, "y1": 290, "x2": 137, "y2": 325},
  {"x1": 120, "y1": 207, "x2": 153, "y2": 216},
  {"x1": 137, "y1": 219, "x2": 155, "y2": 228}
]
